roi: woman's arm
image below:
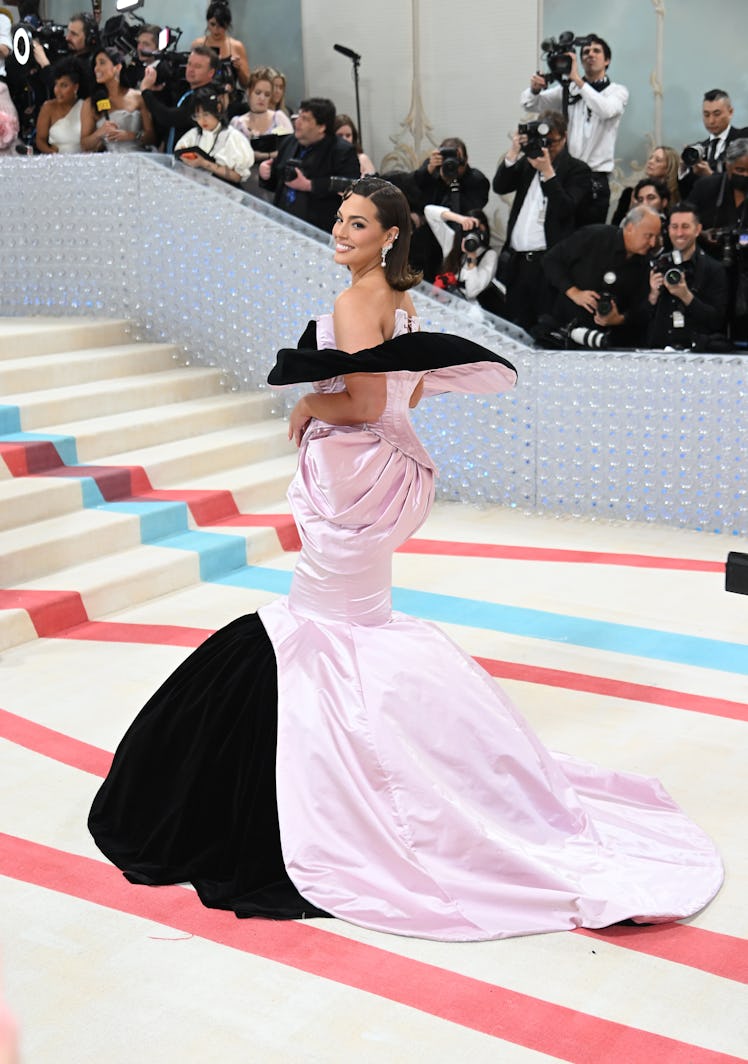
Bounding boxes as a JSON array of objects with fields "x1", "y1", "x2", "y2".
[
  {"x1": 230, "y1": 40, "x2": 250, "y2": 88},
  {"x1": 288, "y1": 289, "x2": 388, "y2": 445},
  {"x1": 35, "y1": 103, "x2": 57, "y2": 153},
  {"x1": 79, "y1": 99, "x2": 108, "y2": 152},
  {"x1": 138, "y1": 93, "x2": 156, "y2": 146}
]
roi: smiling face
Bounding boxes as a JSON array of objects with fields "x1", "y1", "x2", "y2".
[
  {"x1": 94, "y1": 52, "x2": 120, "y2": 85},
  {"x1": 248, "y1": 79, "x2": 272, "y2": 113},
  {"x1": 332, "y1": 193, "x2": 398, "y2": 274},
  {"x1": 668, "y1": 211, "x2": 701, "y2": 256}
]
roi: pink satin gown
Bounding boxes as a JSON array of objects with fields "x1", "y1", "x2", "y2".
[{"x1": 258, "y1": 310, "x2": 723, "y2": 940}]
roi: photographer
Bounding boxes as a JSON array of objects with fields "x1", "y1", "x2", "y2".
[
  {"x1": 520, "y1": 33, "x2": 628, "y2": 225},
  {"x1": 120, "y1": 25, "x2": 174, "y2": 100},
  {"x1": 32, "y1": 12, "x2": 99, "y2": 100},
  {"x1": 647, "y1": 204, "x2": 728, "y2": 349},
  {"x1": 141, "y1": 45, "x2": 219, "y2": 152},
  {"x1": 258, "y1": 97, "x2": 360, "y2": 232},
  {"x1": 425, "y1": 206, "x2": 498, "y2": 303},
  {"x1": 539, "y1": 205, "x2": 661, "y2": 348},
  {"x1": 679, "y1": 90, "x2": 748, "y2": 198},
  {"x1": 405, "y1": 138, "x2": 489, "y2": 280},
  {"x1": 492, "y1": 111, "x2": 591, "y2": 330},
  {"x1": 690, "y1": 139, "x2": 748, "y2": 342}
]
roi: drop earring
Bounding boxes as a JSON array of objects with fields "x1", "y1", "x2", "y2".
[{"x1": 381, "y1": 244, "x2": 392, "y2": 268}]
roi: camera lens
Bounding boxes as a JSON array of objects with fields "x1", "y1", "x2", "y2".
[{"x1": 664, "y1": 267, "x2": 683, "y2": 285}]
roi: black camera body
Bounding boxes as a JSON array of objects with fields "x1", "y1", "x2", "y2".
[
  {"x1": 439, "y1": 146, "x2": 461, "y2": 181},
  {"x1": 284, "y1": 157, "x2": 307, "y2": 182},
  {"x1": 463, "y1": 228, "x2": 489, "y2": 254},
  {"x1": 681, "y1": 143, "x2": 706, "y2": 169},
  {"x1": 540, "y1": 30, "x2": 590, "y2": 83},
  {"x1": 518, "y1": 120, "x2": 551, "y2": 159},
  {"x1": 596, "y1": 271, "x2": 618, "y2": 316},
  {"x1": 655, "y1": 249, "x2": 686, "y2": 286},
  {"x1": 15, "y1": 21, "x2": 69, "y2": 66}
]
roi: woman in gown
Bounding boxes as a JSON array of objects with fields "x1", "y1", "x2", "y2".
[
  {"x1": 80, "y1": 47, "x2": 155, "y2": 153},
  {"x1": 35, "y1": 60, "x2": 84, "y2": 155},
  {"x1": 89, "y1": 178, "x2": 723, "y2": 942}
]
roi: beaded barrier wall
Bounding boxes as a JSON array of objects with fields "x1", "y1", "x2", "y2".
[{"x1": 2, "y1": 154, "x2": 746, "y2": 534}]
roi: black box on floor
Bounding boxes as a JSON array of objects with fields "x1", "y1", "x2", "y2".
[{"x1": 725, "y1": 552, "x2": 748, "y2": 595}]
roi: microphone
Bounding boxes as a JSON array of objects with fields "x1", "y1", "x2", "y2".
[
  {"x1": 334, "y1": 43, "x2": 361, "y2": 61},
  {"x1": 96, "y1": 97, "x2": 112, "y2": 119}
]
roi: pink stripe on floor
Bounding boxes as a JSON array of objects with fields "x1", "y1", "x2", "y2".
[{"x1": 0, "y1": 834, "x2": 743, "y2": 1064}]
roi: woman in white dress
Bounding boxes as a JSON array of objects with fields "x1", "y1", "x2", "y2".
[
  {"x1": 175, "y1": 86, "x2": 254, "y2": 185},
  {"x1": 80, "y1": 47, "x2": 155, "y2": 153},
  {"x1": 36, "y1": 59, "x2": 84, "y2": 154}
]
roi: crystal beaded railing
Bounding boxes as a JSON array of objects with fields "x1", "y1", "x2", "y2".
[{"x1": 2, "y1": 154, "x2": 746, "y2": 534}]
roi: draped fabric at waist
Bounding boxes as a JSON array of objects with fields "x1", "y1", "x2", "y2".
[{"x1": 287, "y1": 425, "x2": 435, "y2": 626}]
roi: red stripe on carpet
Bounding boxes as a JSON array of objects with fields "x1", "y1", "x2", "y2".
[
  {"x1": 2, "y1": 706, "x2": 746, "y2": 987},
  {"x1": 205, "y1": 513, "x2": 302, "y2": 551},
  {"x1": 477, "y1": 658, "x2": 748, "y2": 722},
  {"x1": 576, "y1": 925, "x2": 748, "y2": 985},
  {"x1": 0, "y1": 709, "x2": 111, "y2": 777},
  {"x1": 0, "y1": 589, "x2": 88, "y2": 636},
  {"x1": 0, "y1": 440, "x2": 63, "y2": 476},
  {"x1": 0, "y1": 834, "x2": 742, "y2": 1063},
  {"x1": 57, "y1": 621, "x2": 211, "y2": 647},
  {"x1": 401, "y1": 539, "x2": 725, "y2": 573},
  {"x1": 135, "y1": 489, "x2": 239, "y2": 524}
]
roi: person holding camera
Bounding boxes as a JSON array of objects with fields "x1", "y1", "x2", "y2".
[
  {"x1": 424, "y1": 206, "x2": 498, "y2": 303},
  {"x1": 404, "y1": 138, "x2": 489, "y2": 281},
  {"x1": 32, "y1": 12, "x2": 99, "y2": 101},
  {"x1": 492, "y1": 111, "x2": 591, "y2": 331},
  {"x1": 647, "y1": 203, "x2": 728, "y2": 349},
  {"x1": 141, "y1": 45, "x2": 219, "y2": 153},
  {"x1": 520, "y1": 34, "x2": 628, "y2": 226},
  {"x1": 539, "y1": 205, "x2": 661, "y2": 348},
  {"x1": 678, "y1": 90, "x2": 748, "y2": 199},
  {"x1": 689, "y1": 139, "x2": 748, "y2": 342},
  {"x1": 258, "y1": 97, "x2": 360, "y2": 232}
]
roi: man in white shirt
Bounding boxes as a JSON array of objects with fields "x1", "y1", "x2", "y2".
[
  {"x1": 520, "y1": 34, "x2": 628, "y2": 226},
  {"x1": 0, "y1": 11, "x2": 12, "y2": 81}
]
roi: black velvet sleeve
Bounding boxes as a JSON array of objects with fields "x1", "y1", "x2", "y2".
[{"x1": 267, "y1": 322, "x2": 518, "y2": 385}]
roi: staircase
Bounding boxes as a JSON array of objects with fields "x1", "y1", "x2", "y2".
[{"x1": 0, "y1": 317, "x2": 299, "y2": 652}]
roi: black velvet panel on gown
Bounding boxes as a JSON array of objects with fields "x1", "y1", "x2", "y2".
[{"x1": 88, "y1": 614, "x2": 329, "y2": 920}]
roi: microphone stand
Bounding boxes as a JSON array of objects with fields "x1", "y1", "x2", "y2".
[{"x1": 334, "y1": 46, "x2": 363, "y2": 148}]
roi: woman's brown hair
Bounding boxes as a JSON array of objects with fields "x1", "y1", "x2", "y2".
[{"x1": 343, "y1": 177, "x2": 422, "y2": 291}]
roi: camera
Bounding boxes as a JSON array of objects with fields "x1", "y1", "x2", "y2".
[
  {"x1": 596, "y1": 271, "x2": 617, "y2": 316},
  {"x1": 654, "y1": 249, "x2": 685, "y2": 286},
  {"x1": 540, "y1": 30, "x2": 590, "y2": 83},
  {"x1": 518, "y1": 120, "x2": 550, "y2": 159},
  {"x1": 681, "y1": 143, "x2": 706, "y2": 169},
  {"x1": 329, "y1": 175, "x2": 359, "y2": 193},
  {"x1": 284, "y1": 157, "x2": 307, "y2": 182},
  {"x1": 463, "y1": 228, "x2": 489, "y2": 254},
  {"x1": 13, "y1": 20, "x2": 69, "y2": 66},
  {"x1": 439, "y1": 146, "x2": 461, "y2": 181}
]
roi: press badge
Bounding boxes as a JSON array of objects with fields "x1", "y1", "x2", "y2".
[{"x1": 672, "y1": 310, "x2": 685, "y2": 329}]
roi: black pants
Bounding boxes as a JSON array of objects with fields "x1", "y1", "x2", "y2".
[
  {"x1": 504, "y1": 250, "x2": 548, "y2": 332},
  {"x1": 577, "y1": 172, "x2": 611, "y2": 226}
]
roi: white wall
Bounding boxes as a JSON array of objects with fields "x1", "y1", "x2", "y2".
[{"x1": 300, "y1": 0, "x2": 540, "y2": 240}]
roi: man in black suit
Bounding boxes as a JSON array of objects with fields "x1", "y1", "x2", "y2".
[
  {"x1": 679, "y1": 89, "x2": 748, "y2": 198},
  {"x1": 492, "y1": 112, "x2": 591, "y2": 330},
  {"x1": 647, "y1": 203, "x2": 728, "y2": 348},
  {"x1": 258, "y1": 98, "x2": 360, "y2": 233}
]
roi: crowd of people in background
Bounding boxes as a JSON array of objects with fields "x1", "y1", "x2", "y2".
[{"x1": 1, "y1": 5, "x2": 746, "y2": 350}]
